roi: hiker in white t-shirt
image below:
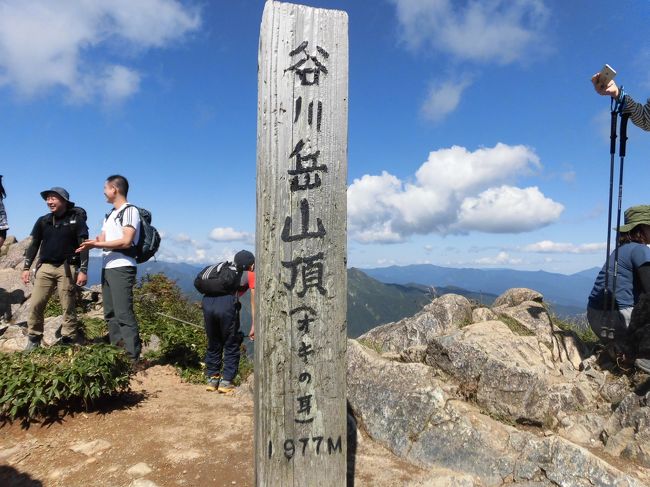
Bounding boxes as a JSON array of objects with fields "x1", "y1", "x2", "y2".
[{"x1": 77, "y1": 175, "x2": 142, "y2": 361}]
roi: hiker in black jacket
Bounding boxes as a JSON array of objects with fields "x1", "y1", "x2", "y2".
[{"x1": 22, "y1": 187, "x2": 89, "y2": 350}]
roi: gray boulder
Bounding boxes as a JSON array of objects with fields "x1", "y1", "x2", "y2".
[
  {"x1": 0, "y1": 236, "x2": 31, "y2": 271},
  {"x1": 602, "y1": 391, "x2": 650, "y2": 467},
  {"x1": 425, "y1": 320, "x2": 559, "y2": 424},
  {"x1": 0, "y1": 268, "x2": 30, "y2": 323},
  {"x1": 347, "y1": 339, "x2": 647, "y2": 486},
  {"x1": 493, "y1": 300, "x2": 554, "y2": 344},
  {"x1": 471, "y1": 307, "x2": 497, "y2": 323},
  {"x1": 358, "y1": 294, "x2": 472, "y2": 353},
  {"x1": 425, "y1": 321, "x2": 606, "y2": 429},
  {"x1": 493, "y1": 288, "x2": 544, "y2": 308},
  {"x1": 0, "y1": 322, "x2": 28, "y2": 351}
]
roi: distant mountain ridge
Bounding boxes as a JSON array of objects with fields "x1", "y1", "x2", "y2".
[
  {"x1": 86, "y1": 258, "x2": 596, "y2": 337},
  {"x1": 362, "y1": 264, "x2": 598, "y2": 311}
]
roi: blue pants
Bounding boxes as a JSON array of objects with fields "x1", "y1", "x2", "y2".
[{"x1": 202, "y1": 295, "x2": 242, "y2": 381}]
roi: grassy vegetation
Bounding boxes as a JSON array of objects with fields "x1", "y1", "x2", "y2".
[
  {"x1": 0, "y1": 344, "x2": 131, "y2": 422},
  {"x1": 357, "y1": 338, "x2": 384, "y2": 354},
  {"x1": 550, "y1": 313, "x2": 599, "y2": 344},
  {"x1": 497, "y1": 314, "x2": 535, "y2": 336}
]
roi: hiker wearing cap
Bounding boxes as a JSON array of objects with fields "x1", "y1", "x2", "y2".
[
  {"x1": 0, "y1": 176, "x2": 8, "y2": 249},
  {"x1": 21, "y1": 187, "x2": 89, "y2": 350},
  {"x1": 592, "y1": 75, "x2": 650, "y2": 132},
  {"x1": 587, "y1": 205, "x2": 650, "y2": 350},
  {"x1": 76, "y1": 175, "x2": 142, "y2": 361},
  {"x1": 199, "y1": 250, "x2": 255, "y2": 394}
]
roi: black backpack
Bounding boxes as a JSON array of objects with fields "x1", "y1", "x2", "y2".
[
  {"x1": 194, "y1": 262, "x2": 242, "y2": 296},
  {"x1": 116, "y1": 205, "x2": 161, "y2": 264}
]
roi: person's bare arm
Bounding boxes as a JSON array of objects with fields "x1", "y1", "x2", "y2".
[{"x1": 77, "y1": 227, "x2": 135, "y2": 252}]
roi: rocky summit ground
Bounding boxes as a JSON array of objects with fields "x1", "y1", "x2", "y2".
[{"x1": 0, "y1": 365, "x2": 436, "y2": 487}]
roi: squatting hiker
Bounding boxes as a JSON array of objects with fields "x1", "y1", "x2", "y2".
[
  {"x1": 76, "y1": 175, "x2": 142, "y2": 361},
  {"x1": 592, "y1": 73, "x2": 650, "y2": 131},
  {"x1": 0, "y1": 175, "x2": 8, "y2": 249},
  {"x1": 22, "y1": 187, "x2": 89, "y2": 350},
  {"x1": 199, "y1": 250, "x2": 255, "y2": 394},
  {"x1": 587, "y1": 205, "x2": 650, "y2": 355}
]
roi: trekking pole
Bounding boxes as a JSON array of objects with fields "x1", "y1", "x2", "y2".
[
  {"x1": 154, "y1": 311, "x2": 251, "y2": 338},
  {"x1": 156, "y1": 312, "x2": 204, "y2": 330},
  {"x1": 603, "y1": 108, "x2": 618, "y2": 312},
  {"x1": 610, "y1": 114, "x2": 630, "y2": 327}
]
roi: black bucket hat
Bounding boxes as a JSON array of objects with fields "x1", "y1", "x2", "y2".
[
  {"x1": 40, "y1": 187, "x2": 74, "y2": 206},
  {"x1": 234, "y1": 250, "x2": 255, "y2": 269}
]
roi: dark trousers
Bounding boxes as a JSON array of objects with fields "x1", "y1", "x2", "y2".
[
  {"x1": 203, "y1": 295, "x2": 242, "y2": 381},
  {"x1": 102, "y1": 266, "x2": 141, "y2": 360}
]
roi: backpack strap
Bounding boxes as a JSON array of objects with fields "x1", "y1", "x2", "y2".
[{"x1": 116, "y1": 204, "x2": 135, "y2": 225}]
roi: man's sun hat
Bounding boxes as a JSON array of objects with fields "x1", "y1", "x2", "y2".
[
  {"x1": 617, "y1": 205, "x2": 650, "y2": 233},
  {"x1": 40, "y1": 187, "x2": 74, "y2": 206}
]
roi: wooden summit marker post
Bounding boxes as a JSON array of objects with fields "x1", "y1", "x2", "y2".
[{"x1": 255, "y1": 1, "x2": 348, "y2": 485}]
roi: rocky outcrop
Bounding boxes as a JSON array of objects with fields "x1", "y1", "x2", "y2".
[
  {"x1": 493, "y1": 288, "x2": 544, "y2": 308},
  {"x1": 0, "y1": 236, "x2": 31, "y2": 271},
  {"x1": 347, "y1": 340, "x2": 647, "y2": 486},
  {"x1": 347, "y1": 289, "x2": 650, "y2": 485},
  {"x1": 358, "y1": 294, "x2": 472, "y2": 353}
]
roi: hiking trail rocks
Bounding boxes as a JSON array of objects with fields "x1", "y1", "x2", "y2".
[{"x1": 348, "y1": 289, "x2": 650, "y2": 486}]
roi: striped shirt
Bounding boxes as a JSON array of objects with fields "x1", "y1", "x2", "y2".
[
  {"x1": 622, "y1": 94, "x2": 650, "y2": 132},
  {"x1": 102, "y1": 203, "x2": 141, "y2": 269}
]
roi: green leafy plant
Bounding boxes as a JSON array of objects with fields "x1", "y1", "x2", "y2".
[{"x1": 0, "y1": 344, "x2": 131, "y2": 422}]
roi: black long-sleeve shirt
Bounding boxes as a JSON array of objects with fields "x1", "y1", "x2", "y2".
[{"x1": 24, "y1": 208, "x2": 89, "y2": 272}]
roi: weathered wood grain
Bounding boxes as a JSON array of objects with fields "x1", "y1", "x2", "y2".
[{"x1": 255, "y1": 1, "x2": 349, "y2": 485}]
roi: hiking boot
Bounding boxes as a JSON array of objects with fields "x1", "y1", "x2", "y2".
[
  {"x1": 24, "y1": 337, "x2": 41, "y2": 352},
  {"x1": 635, "y1": 358, "x2": 650, "y2": 374},
  {"x1": 59, "y1": 336, "x2": 76, "y2": 346},
  {"x1": 217, "y1": 379, "x2": 236, "y2": 394},
  {"x1": 206, "y1": 375, "x2": 221, "y2": 392}
]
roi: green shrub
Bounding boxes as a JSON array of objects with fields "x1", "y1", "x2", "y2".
[
  {"x1": 134, "y1": 274, "x2": 206, "y2": 382},
  {"x1": 0, "y1": 344, "x2": 131, "y2": 422},
  {"x1": 44, "y1": 295, "x2": 63, "y2": 318},
  {"x1": 80, "y1": 317, "x2": 108, "y2": 341}
]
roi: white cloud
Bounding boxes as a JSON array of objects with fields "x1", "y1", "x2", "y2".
[
  {"x1": 392, "y1": 0, "x2": 549, "y2": 120},
  {"x1": 100, "y1": 65, "x2": 141, "y2": 104},
  {"x1": 523, "y1": 240, "x2": 606, "y2": 254},
  {"x1": 474, "y1": 251, "x2": 522, "y2": 266},
  {"x1": 391, "y1": 0, "x2": 549, "y2": 65},
  {"x1": 348, "y1": 143, "x2": 563, "y2": 242},
  {"x1": 456, "y1": 185, "x2": 563, "y2": 233},
  {"x1": 421, "y1": 78, "x2": 472, "y2": 122},
  {"x1": 0, "y1": 0, "x2": 200, "y2": 103},
  {"x1": 561, "y1": 170, "x2": 576, "y2": 183},
  {"x1": 209, "y1": 227, "x2": 253, "y2": 243},
  {"x1": 156, "y1": 241, "x2": 240, "y2": 266}
]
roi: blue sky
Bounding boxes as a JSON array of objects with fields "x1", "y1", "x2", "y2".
[{"x1": 1, "y1": 0, "x2": 650, "y2": 274}]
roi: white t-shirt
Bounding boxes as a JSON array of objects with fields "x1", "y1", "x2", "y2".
[{"x1": 102, "y1": 203, "x2": 141, "y2": 269}]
